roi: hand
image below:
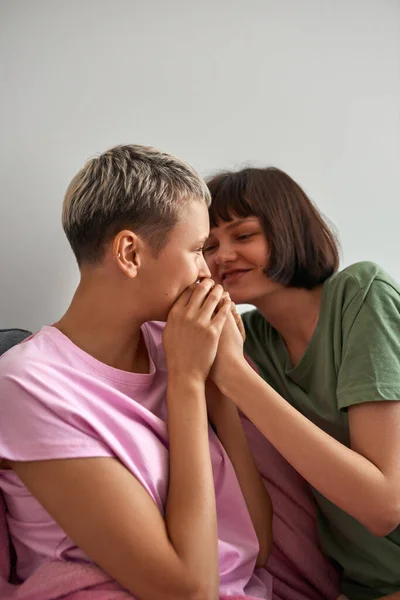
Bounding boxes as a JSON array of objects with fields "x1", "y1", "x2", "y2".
[
  {"x1": 210, "y1": 306, "x2": 246, "y2": 389},
  {"x1": 163, "y1": 279, "x2": 232, "y2": 382},
  {"x1": 206, "y1": 302, "x2": 245, "y2": 418}
]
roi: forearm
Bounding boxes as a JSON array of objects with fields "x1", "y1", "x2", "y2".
[
  {"x1": 212, "y1": 397, "x2": 273, "y2": 565},
  {"x1": 166, "y1": 374, "x2": 219, "y2": 597},
  {"x1": 221, "y1": 360, "x2": 396, "y2": 535}
]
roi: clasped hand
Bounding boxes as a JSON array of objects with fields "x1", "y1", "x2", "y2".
[{"x1": 163, "y1": 278, "x2": 245, "y2": 385}]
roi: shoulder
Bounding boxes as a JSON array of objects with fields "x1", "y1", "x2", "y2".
[
  {"x1": 340, "y1": 261, "x2": 398, "y2": 289},
  {"x1": 324, "y1": 263, "x2": 400, "y2": 348},
  {"x1": 0, "y1": 328, "x2": 114, "y2": 462},
  {"x1": 0, "y1": 328, "x2": 67, "y2": 438},
  {"x1": 324, "y1": 262, "x2": 400, "y2": 312},
  {"x1": 0, "y1": 328, "x2": 47, "y2": 381},
  {"x1": 0, "y1": 326, "x2": 90, "y2": 412}
]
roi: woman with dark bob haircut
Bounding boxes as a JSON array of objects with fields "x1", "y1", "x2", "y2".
[{"x1": 204, "y1": 166, "x2": 400, "y2": 600}]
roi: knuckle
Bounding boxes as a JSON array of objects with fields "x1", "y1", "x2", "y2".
[
  {"x1": 200, "y1": 278, "x2": 213, "y2": 287},
  {"x1": 208, "y1": 290, "x2": 221, "y2": 302},
  {"x1": 192, "y1": 317, "x2": 204, "y2": 330},
  {"x1": 204, "y1": 326, "x2": 215, "y2": 338}
]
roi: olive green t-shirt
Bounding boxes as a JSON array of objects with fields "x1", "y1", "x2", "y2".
[{"x1": 242, "y1": 261, "x2": 400, "y2": 600}]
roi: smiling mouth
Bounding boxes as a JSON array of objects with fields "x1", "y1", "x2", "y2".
[{"x1": 222, "y1": 269, "x2": 251, "y2": 283}]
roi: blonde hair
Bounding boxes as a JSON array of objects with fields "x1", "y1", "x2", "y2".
[{"x1": 62, "y1": 144, "x2": 211, "y2": 265}]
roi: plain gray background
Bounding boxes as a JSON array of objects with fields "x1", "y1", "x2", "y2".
[{"x1": 1, "y1": 0, "x2": 399, "y2": 331}]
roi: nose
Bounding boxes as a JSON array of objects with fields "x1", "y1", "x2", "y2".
[
  {"x1": 214, "y1": 243, "x2": 236, "y2": 266},
  {"x1": 204, "y1": 243, "x2": 236, "y2": 284},
  {"x1": 198, "y1": 254, "x2": 211, "y2": 279}
]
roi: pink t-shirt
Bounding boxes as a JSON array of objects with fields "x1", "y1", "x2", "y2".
[{"x1": 0, "y1": 323, "x2": 271, "y2": 598}]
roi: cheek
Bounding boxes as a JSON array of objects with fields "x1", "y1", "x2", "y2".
[
  {"x1": 167, "y1": 260, "x2": 196, "y2": 293},
  {"x1": 161, "y1": 255, "x2": 202, "y2": 295},
  {"x1": 250, "y1": 243, "x2": 269, "y2": 268}
]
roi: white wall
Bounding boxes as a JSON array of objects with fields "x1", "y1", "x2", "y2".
[{"x1": 1, "y1": 0, "x2": 399, "y2": 331}]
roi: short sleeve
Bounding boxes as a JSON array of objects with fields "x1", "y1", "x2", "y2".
[
  {"x1": 0, "y1": 365, "x2": 113, "y2": 462},
  {"x1": 337, "y1": 279, "x2": 400, "y2": 410}
]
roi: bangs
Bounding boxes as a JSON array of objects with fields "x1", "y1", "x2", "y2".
[
  {"x1": 207, "y1": 171, "x2": 256, "y2": 229},
  {"x1": 206, "y1": 165, "x2": 339, "y2": 288}
]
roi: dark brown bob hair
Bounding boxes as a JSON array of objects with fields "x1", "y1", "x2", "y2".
[{"x1": 207, "y1": 167, "x2": 339, "y2": 289}]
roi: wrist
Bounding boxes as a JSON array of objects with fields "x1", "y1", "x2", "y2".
[
  {"x1": 213, "y1": 356, "x2": 250, "y2": 397},
  {"x1": 168, "y1": 370, "x2": 206, "y2": 393},
  {"x1": 167, "y1": 373, "x2": 208, "y2": 424}
]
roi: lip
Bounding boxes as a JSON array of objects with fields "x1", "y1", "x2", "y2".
[{"x1": 221, "y1": 269, "x2": 251, "y2": 283}]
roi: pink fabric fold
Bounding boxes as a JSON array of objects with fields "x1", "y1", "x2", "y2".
[
  {"x1": 0, "y1": 493, "x2": 259, "y2": 599},
  {"x1": 242, "y1": 417, "x2": 340, "y2": 600}
]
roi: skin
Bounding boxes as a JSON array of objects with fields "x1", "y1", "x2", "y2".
[
  {"x1": 7, "y1": 202, "x2": 271, "y2": 600},
  {"x1": 205, "y1": 215, "x2": 400, "y2": 597}
]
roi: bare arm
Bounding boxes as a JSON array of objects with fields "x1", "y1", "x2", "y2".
[
  {"x1": 161, "y1": 280, "x2": 231, "y2": 598},
  {"x1": 165, "y1": 375, "x2": 219, "y2": 596},
  {"x1": 206, "y1": 381, "x2": 273, "y2": 566},
  {"x1": 215, "y1": 358, "x2": 400, "y2": 537}
]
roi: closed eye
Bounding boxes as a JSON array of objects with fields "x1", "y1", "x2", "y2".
[
  {"x1": 237, "y1": 233, "x2": 254, "y2": 241},
  {"x1": 203, "y1": 244, "x2": 217, "y2": 254}
]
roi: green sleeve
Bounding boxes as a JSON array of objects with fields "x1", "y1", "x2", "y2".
[{"x1": 337, "y1": 279, "x2": 400, "y2": 410}]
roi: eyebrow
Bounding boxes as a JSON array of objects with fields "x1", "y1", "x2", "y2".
[{"x1": 212, "y1": 218, "x2": 258, "y2": 233}]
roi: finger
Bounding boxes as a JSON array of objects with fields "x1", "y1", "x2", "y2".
[
  {"x1": 230, "y1": 303, "x2": 239, "y2": 324},
  {"x1": 215, "y1": 290, "x2": 232, "y2": 310},
  {"x1": 176, "y1": 285, "x2": 196, "y2": 307},
  {"x1": 230, "y1": 304, "x2": 246, "y2": 340},
  {"x1": 200, "y1": 284, "x2": 225, "y2": 321},
  {"x1": 186, "y1": 278, "x2": 215, "y2": 310},
  {"x1": 209, "y1": 289, "x2": 230, "y2": 313},
  {"x1": 170, "y1": 280, "x2": 205, "y2": 311},
  {"x1": 237, "y1": 315, "x2": 246, "y2": 341},
  {"x1": 210, "y1": 296, "x2": 232, "y2": 334}
]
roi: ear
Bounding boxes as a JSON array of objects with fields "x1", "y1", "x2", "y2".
[{"x1": 113, "y1": 230, "x2": 142, "y2": 279}]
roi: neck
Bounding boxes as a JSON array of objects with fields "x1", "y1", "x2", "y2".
[
  {"x1": 254, "y1": 284, "x2": 323, "y2": 365},
  {"x1": 54, "y1": 275, "x2": 149, "y2": 373}
]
